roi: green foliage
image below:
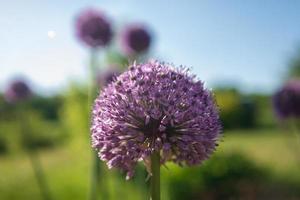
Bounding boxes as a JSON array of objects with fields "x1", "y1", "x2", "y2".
[
  {"x1": 0, "y1": 94, "x2": 66, "y2": 153},
  {"x1": 105, "y1": 50, "x2": 129, "y2": 70},
  {"x1": 215, "y1": 88, "x2": 257, "y2": 129},
  {"x1": 20, "y1": 111, "x2": 67, "y2": 150},
  {"x1": 59, "y1": 84, "x2": 89, "y2": 138},
  {"x1": 250, "y1": 94, "x2": 276, "y2": 128},
  {"x1": 166, "y1": 153, "x2": 268, "y2": 200},
  {"x1": 29, "y1": 96, "x2": 62, "y2": 120},
  {"x1": 288, "y1": 47, "x2": 300, "y2": 78},
  {"x1": 0, "y1": 135, "x2": 7, "y2": 154}
]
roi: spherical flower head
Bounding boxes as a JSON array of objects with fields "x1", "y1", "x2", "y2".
[
  {"x1": 120, "y1": 24, "x2": 151, "y2": 55},
  {"x1": 75, "y1": 9, "x2": 113, "y2": 48},
  {"x1": 96, "y1": 66, "x2": 122, "y2": 88},
  {"x1": 273, "y1": 79, "x2": 300, "y2": 119},
  {"x1": 91, "y1": 60, "x2": 221, "y2": 179},
  {"x1": 5, "y1": 80, "x2": 32, "y2": 103}
]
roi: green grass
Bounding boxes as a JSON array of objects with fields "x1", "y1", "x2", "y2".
[
  {"x1": 220, "y1": 129, "x2": 300, "y2": 182},
  {"x1": 0, "y1": 128, "x2": 300, "y2": 199}
]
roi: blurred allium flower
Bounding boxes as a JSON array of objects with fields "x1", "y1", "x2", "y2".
[
  {"x1": 4, "y1": 80, "x2": 32, "y2": 103},
  {"x1": 273, "y1": 79, "x2": 300, "y2": 119},
  {"x1": 120, "y1": 24, "x2": 151, "y2": 55},
  {"x1": 75, "y1": 9, "x2": 113, "y2": 48},
  {"x1": 91, "y1": 60, "x2": 221, "y2": 179},
  {"x1": 96, "y1": 67, "x2": 122, "y2": 88}
]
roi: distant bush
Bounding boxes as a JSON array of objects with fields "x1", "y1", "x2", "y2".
[
  {"x1": 288, "y1": 47, "x2": 300, "y2": 78},
  {"x1": 215, "y1": 88, "x2": 257, "y2": 129},
  {"x1": 165, "y1": 153, "x2": 268, "y2": 200},
  {"x1": 0, "y1": 93, "x2": 67, "y2": 152},
  {"x1": 20, "y1": 112, "x2": 67, "y2": 150},
  {"x1": 29, "y1": 96, "x2": 63, "y2": 120},
  {"x1": 0, "y1": 135, "x2": 7, "y2": 154},
  {"x1": 251, "y1": 94, "x2": 276, "y2": 129},
  {"x1": 59, "y1": 84, "x2": 89, "y2": 138}
]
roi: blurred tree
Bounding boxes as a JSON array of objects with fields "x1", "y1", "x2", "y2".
[
  {"x1": 214, "y1": 88, "x2": 257, "y2": 130},
  {"x1": 288, "y1": 47, "x2": 300, "y2": 78},
  {"x1": 59, "y1": 84, "x2": 89, "y2": 139},
  {"x1": 20, "y1": 111, "x2": 66, "y2": 150},
  {"x1": 251, "y1": 94, "x2": 276, "y2": 129},
  {"x1": 0, "y1": 93, "x2": 66, "y2": 152},
  {"x1": 166, "y1": 153, "x2": 268, "y2": 200},
  {"x1": 29, "y1": 96, "x2": 62, "y2": 120}
]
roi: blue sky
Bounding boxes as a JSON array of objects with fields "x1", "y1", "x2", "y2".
[{"x1": 1, "y1": 0, "x2": 300, "y2": 94}]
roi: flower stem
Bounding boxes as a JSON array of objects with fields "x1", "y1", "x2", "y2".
[
  {"x1": 28, "y1": 151, "x2": 52, "y2": 200},
  {"x1": 19, "y1": 110, "x2": 52, "y2": 200},
  {"x1": 89, "y1": 151, "x2": 100, "y2": 200},
  {"x1": 150, "y1": 152, "x2": 160, "y2": 200},
  {"x1": 88, "y1": 49, "x2": 100, "y2": 200}
]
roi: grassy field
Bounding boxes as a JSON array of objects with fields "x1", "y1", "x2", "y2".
[
  {"x1": 0, "y1": 128, "x2": 300, "y2": 200},
  {"x1": 220, "y1": 129, "x2": 300, "y2": 181}
]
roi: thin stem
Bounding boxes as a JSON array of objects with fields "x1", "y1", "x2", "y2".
[
  {"x1": 290, "y1": 118, "x2": 300, "y2": 146},
  {"x1": 280, "y1": 119, "x2": 300, "y2": 165},
  {"x1": 88, "y1": 49, "x2": 98, "y2": 106},
  {"x1": 89, "y1": 152, "x2": 101, "y2": 200},
  {"x1": 28, "y1": 151, "x2": 52, "y2": 200},
  {"x1": 88, "y1": 48, "x2": 103, "y2": 200},
  {"x1": 19, "y1": 110, "x2": 52, "y2": 200},
  {"x1": 150, "y1": 152, "x2": 160, "y2": 200}
]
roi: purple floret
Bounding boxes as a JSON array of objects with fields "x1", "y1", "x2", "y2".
[
  {"x1": 75, "y1": 9, "x2": 112, "y2": 48},
  {"x1": 273, "y1": 79, "x2": 300, "y2": 119},
  {"x1": 91, "y1": 60, "x2": 221, "y2": 179}
]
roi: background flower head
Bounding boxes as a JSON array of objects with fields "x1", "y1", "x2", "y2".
[
  {"x1": 75, "y1": 9, "x2": 113, "y2": 48},
  {"x1": 91, "y1": 60, "x2": 221, "y2": 179},
  {"x1": 120, "y1": 24, "x2": 152, "y2": 55},
  {"x1": 5, "y1": 79, "x2": 32, "y2": 103},
  {"x1": 96, "y1": 65, "x2": 122, "y2": 88},
  {"x1": 273, "y1": 79, "x2": 300, "y2": 119}
]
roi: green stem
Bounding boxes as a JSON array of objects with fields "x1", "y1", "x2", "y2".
[
  {"x1": 28, "y1": 151, "x2": 52, "y2": 200},
  {"x1": 290, "y1": 119, "x2": 300, "y2": 145},
  {"x1": 88, "y1": 49, "x2": 103, "y2": 200},
  {"x1": 88, "y1": 49, "x2": 98, "y2": 105},
  {"x1": 89, "y1": 151, "x2": 101, "y2": 200},
  {"x1": 150, "y1": 152, "x2": 160, "y2": 200},
  {"x1": 19, "y1": 110, "x2": 52, "y2": 200}
]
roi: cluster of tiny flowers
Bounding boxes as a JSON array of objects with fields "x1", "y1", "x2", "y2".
[
  {"x1": 75, "y1": 9, "x2": 112, "y2": 48},
  {"x1": 273, "y1": 79, "x2": 300, "y2": 119},
  {"x1": 91, "y1": 60, "x2": 221, "y2": 179},
  {"x1": 5, "y1": 80, "x2": 32, "y2": 103},
  {"x1": 120, "y1": 24, "x2": 151, "y2": 55}
]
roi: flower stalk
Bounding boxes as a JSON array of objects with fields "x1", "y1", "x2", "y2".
[
  {"x1": 19, "y1": 109, "x2": 52, "y2": 200},
  {"x1": 28, "y1": 151, "x2": 52, "y2": 200},
  {"x1": 150, "y1": 151, "x2": 160, "y2": 200},
  {"x1": 88, "y1": 49, "x2": 102, "y2": 200}
]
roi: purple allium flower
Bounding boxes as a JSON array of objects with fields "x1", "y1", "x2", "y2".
[
  {"x1": 75, "y1": 9, "x2": 113, "y2": 48},
  {"x1": 120, "y1": 24, "x2": 151, "y2": 55},
  {"x1": 273, "y1": 79, "x2": 300, "y2": 119},
  {"x1": 5, "y1": 80, "x2": 32, "y2": 103},
  {"x1": 96, "y1": 66, "x2": 122, "y2": 88},
  {"x1": 91, "y1": 60, "x2": 221, "y2": 179}
]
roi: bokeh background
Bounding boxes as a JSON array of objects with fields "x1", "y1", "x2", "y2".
[{"x1": 1, "y1": 1, "x2": 300, "y2": 200}]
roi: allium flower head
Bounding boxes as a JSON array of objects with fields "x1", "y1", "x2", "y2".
[
  {"x1": 273, "y1": 79, "x2": 300, "y2": 119},
  {"x1": 75, "y1": 9, "x2": 112, "y2": 48},
  {"x1": 5, "y1": 80, "x2": 32, "y2": 103},
  {"x1": 120, "y1": 24, "x2": 151, "y2": 55},
  {"x1": 91, "y1": 60, "x2": 221, "y2": 179}
]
